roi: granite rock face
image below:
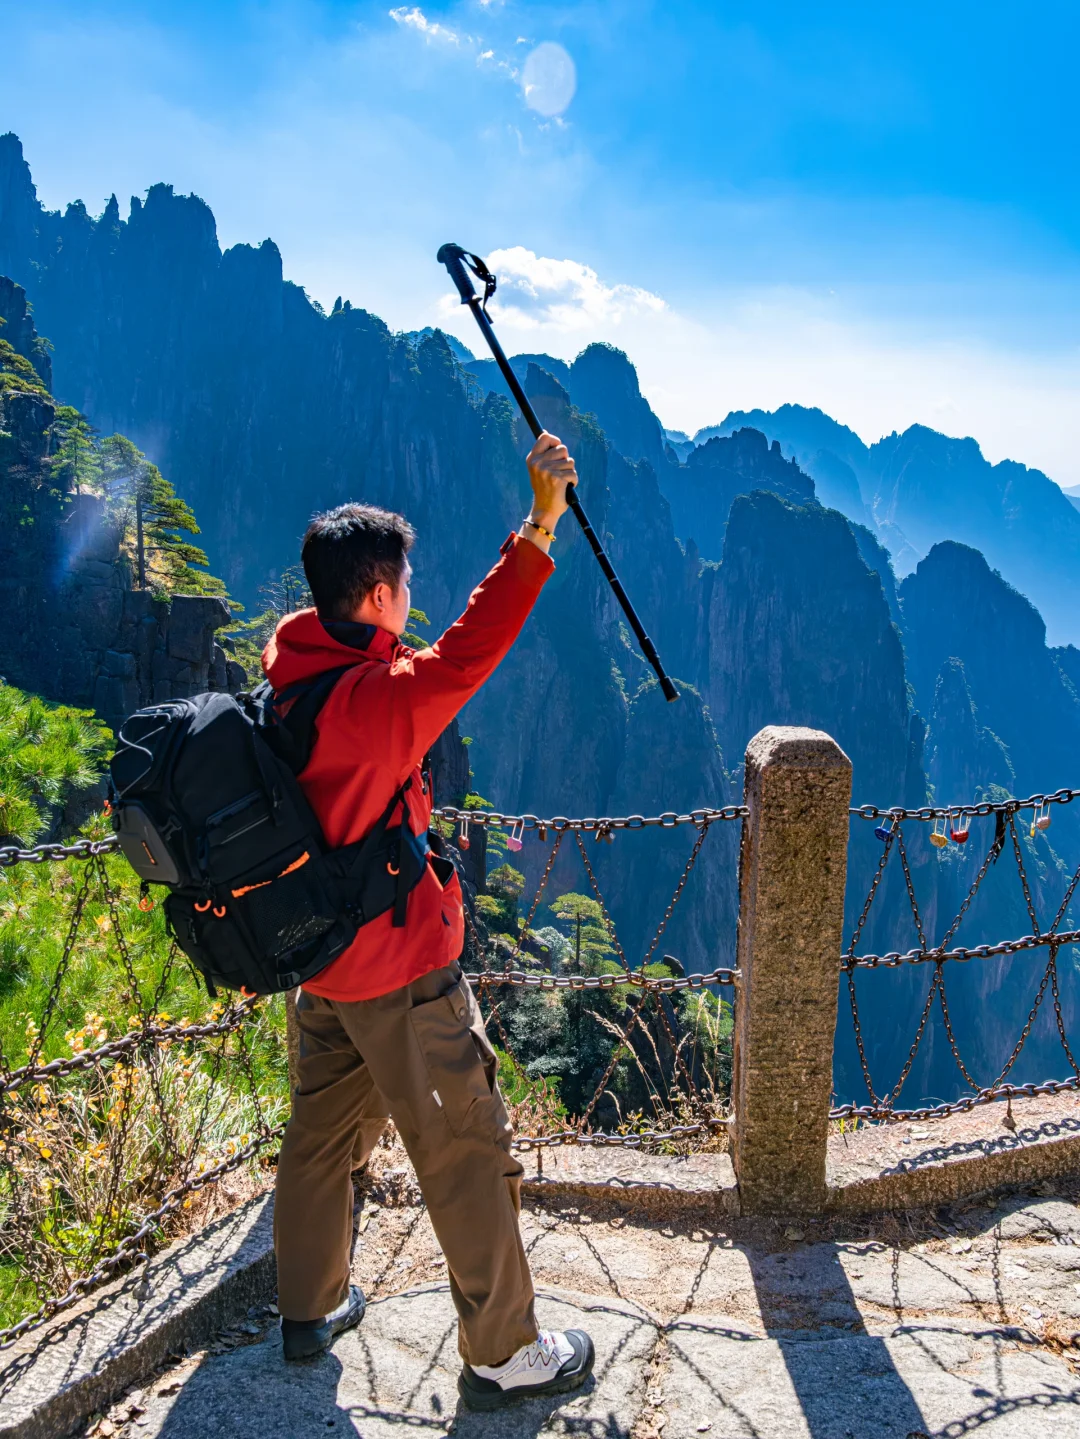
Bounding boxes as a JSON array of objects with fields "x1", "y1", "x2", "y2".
[
  {"x1": 700, "y1": 491, "x2": 910, "y2": 810},
  {"x1": 697, "y1": 402, "x2": 1080, "y2": 645},
  {"x1": 900, "y1": 540, "x2": 1080, "y2": 803},
  {"x1": 926, "y1": 657, "x2": 1014, "y2": 806},
  {"x1": 661, "y1": 428, "x2": 817, "y2": 562},
  {"x1": 0, "y1": 279, "x2": 241, "y2": 736},
  {"x1": 0, "y1": 273, "x2": 51, "y2": 389}
]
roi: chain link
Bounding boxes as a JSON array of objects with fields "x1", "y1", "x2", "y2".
[
  {"x1": 4, "y1": 776, "x2": 1075, "y2": 1348},
  {"x1": 466, "y1": 966, "x2": 738, "y2": 991},
  {"x1": 846, "y1": 928, "x2": 1080, "y2": 969},
  {"x1": 0, "y1": 837, "x2": 121, "y2": 867},
  {"x1": 841, "y1": 795, "x2": 1080, "y2": 1119},
  {"x1": 28, "y1": 862, "x2": 95, "y2": 1064},
  {"x1": 849, "y1": 787, "x2": 1080, "y2": 822},
  {"x1": 0, "y1": 1005, "x2": 257, "y2": 1097},
  {"x1": 512, "y1": 1116, "x2": 730, "y2": 1151},
  {"x1": 433, "y1": 805, "x2": 747, "y2": 832},
  {"x1": 831, "y1": 1074, "x2": 1080, "y2": 1125}
]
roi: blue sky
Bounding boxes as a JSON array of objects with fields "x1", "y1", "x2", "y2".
[{"x1": 4, "y1": 1, "x2": 1080, "y2": 481}]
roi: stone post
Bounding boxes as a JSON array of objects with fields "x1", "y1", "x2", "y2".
[{"x1": 732, "y1": 726, "x2": 852, "y2": 1214}]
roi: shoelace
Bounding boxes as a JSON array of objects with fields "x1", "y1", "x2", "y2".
[{"x1": 523, "y1": 1332, "x2": 558, "y2": 1369}]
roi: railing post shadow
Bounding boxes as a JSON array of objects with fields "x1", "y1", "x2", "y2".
[{"x1": 731, "y1": 726, "x2": 852, "y2": 1214}]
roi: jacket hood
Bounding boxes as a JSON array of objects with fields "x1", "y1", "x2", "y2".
[{"x1": 262, "y1": 608, "x2": 398, "y2": 689}]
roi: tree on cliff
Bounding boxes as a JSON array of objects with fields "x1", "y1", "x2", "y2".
[
  {"x1": 49, "y1": 407, "x2": 99, "y2": 494},
  {"x1": 549, "y1": 893, "x2": 616, "y2": 972},
  {"x1": 98, "y1": 433, "x2": 227, "y2": 599},
  {"x1": 0, "y1": 326, "x2": 47, "y2": 398}
]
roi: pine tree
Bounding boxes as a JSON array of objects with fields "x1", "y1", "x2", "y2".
[
  {"x1": 99, "y1": 434, "x2": 226, "y2": 597},
  {"x1": 49, "y1": 407, "x2": 100, "y2": 494}
]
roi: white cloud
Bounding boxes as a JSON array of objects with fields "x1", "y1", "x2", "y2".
[
  {"x1": 433, "y1": 263, "x2": 1080, "y2": 488},
  {"x1": 464, "y1": 246, "x2": 666, "y2": 331},
  {"x1": 388, "y1": 7, "x2": 461, "y2": 44}
]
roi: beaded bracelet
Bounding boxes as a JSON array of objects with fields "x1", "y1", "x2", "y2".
[{"x1": 523, "y1": 517, "x2": 557, "y2": 542}]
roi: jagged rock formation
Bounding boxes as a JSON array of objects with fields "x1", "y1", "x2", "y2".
[
  {"x1": 870, "y1": 541, "x2": 1080, "y2": 1102},
  {"x1": 563, "y1": 343, "x2": 669, "y2": 475},
  {"x1": 849, "y1": 521, "x2": 902, "y2": 625},
  {"x1": 900, "y1": 541, "x2": 1080, "y2": 802},
  {"x1": 1055, "y1": 644, "x2": 1080, "y2": 697},
  {"x1": 0, "y1": 278, "x2": 241, "y2": 735},
  {"x1": 926, "y1": 658, "x2": 1014, "y2": 805},
  {"x1": 662, "y1": 428, "x2": 695, "y2": 463},
  {"x1": 599, "y1": 679, "x2": 739, "y2": 970},
  {"x1": 697, "y1": 402, "x2": 1080, "y2": 646},
  {"x1": 699, "y1": 492, "x2": 913, "y2": 810},
  {"x1": 701, "y1": 404, "x2": 878, "y2": 512},
  {"x1": 0, "y1": 275, "x2": 51, "y2": 389},
  {"x1": 662, "y1": 430, "x2": 817, "y2": 560},
  {"x1": 466, "y1": 342, "x2": 668, "y2": 476}
]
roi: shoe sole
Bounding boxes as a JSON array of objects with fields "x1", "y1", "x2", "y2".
[{"x1": 457, "y1": 1352, "x2": 595, "y2": 1411}]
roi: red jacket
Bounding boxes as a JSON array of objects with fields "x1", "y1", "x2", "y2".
[{"x1": 262, "y1": 532, "x2": 554, "y2": 1001}]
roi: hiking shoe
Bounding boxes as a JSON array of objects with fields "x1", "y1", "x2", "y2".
[
  {"x1": 458, "y1": 1329, "x2": 595, "y2": 1410},
  {"x1": 281, "y1": 1284, "x2": 366, "y2": 1361}
]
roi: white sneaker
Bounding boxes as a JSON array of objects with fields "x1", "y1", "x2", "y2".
[{"x1": 459, "y1": 1328, "x2": 595, "y2": 1410}]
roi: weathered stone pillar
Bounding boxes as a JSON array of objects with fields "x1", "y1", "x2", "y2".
[{"x1": 732, "y1": 726, "x2": 852, "y2": 1214}]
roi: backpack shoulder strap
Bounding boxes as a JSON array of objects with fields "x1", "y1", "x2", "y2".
[{"x1": 248, "y1": 663, "x2": 363, "y2": 775}]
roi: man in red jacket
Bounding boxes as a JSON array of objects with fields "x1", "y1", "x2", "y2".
[{"x1": 265, "y1": 432, "x2": 594, "y2": 1409}]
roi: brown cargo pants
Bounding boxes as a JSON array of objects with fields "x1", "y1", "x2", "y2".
[{"x1": 273, "y1": 962, "x2": 539, "y2": 1366}]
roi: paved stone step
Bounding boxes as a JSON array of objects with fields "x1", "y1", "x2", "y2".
[
  {"x1": 128, "y1": 1285, "x2": 656, "y2": 1438},
  {"x1": 113, "y1": 1289, "x2": 1080, "y2": 1439},
  {"x1": 661, "y1": 1317, "x2": 1080, "y2": 1438},
  {"x1": 10, "y1": 1178, "x2": 1080, "y2": 1438}
]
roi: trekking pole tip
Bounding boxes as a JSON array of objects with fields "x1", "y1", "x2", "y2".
[{"x1": 661, "y1": 676, "x2": 680, "y2": 703}]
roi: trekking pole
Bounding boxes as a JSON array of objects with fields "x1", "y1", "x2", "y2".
[{"x1": 437, "y1": 243, "x2": 679, "y2": 703}]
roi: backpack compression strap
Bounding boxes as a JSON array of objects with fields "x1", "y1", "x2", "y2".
[{"x1": 258, "y1": 665, "x2": 429, "y2": 928}]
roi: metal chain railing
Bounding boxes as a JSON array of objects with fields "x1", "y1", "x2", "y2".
[
  {"x1": 5, "y1": 780, "x2": 1075, "y2": 1345},
  {"x1": 0, "y1": 848, "x2": 287, "y2": 1349},
  {"x1": 848, "y1": 786, "x2": 1080, "y2": 823},
  {"x1": 0, "y1": 808, "x2": 737, "y2": 1348},
  {"x1": 838, "y1": 792, "x2": 1080, "y2": 1123},
  {"x1": 455, "y1": 809, "x2": 736, "y2": 1156}
]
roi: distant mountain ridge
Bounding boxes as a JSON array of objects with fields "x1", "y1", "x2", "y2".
[
  {"x1": 462, "y1": 350, "x2": 1080, "y2": 646},
  {"x1": 696, "y1": 406, "x2": 1080, "y2": 646}
]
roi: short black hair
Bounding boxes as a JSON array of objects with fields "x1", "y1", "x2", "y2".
[{"x1": 301, "y1": 503, "x2": 415, "y2": 620}]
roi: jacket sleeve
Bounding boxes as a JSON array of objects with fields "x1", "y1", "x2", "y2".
[{"x1": 345, "y1": 533, "x2": 554, "y2": 778}]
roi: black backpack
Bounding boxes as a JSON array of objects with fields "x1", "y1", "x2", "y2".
[{"x1": 108, "y1": 666, "x2": 442, "y2": 995}]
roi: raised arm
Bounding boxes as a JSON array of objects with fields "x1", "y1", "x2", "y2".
[{"x1": 355, "y1": 433, "x2": 576, "y2": 772}]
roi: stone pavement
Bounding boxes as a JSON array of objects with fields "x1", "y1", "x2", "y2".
[{"x1": 81, "y1": 1176, "x2": 1080, "y2": 1439}]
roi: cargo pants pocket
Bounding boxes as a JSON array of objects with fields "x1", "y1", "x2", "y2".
[{"x1": 408, "y1": 977, "x2": 505, "y2": 1138}]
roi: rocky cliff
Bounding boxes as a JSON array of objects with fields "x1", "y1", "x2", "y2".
[
  {"x1": 698, "y1": 402, "x2": 1080, "y2": 646},
  {"x1": 0, "y1": 278, "x2": 242, "y2": 736}
]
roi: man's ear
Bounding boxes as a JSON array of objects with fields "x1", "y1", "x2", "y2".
[{"x1": 371, "y1": 581, "x2": 391, "y2": 615}]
